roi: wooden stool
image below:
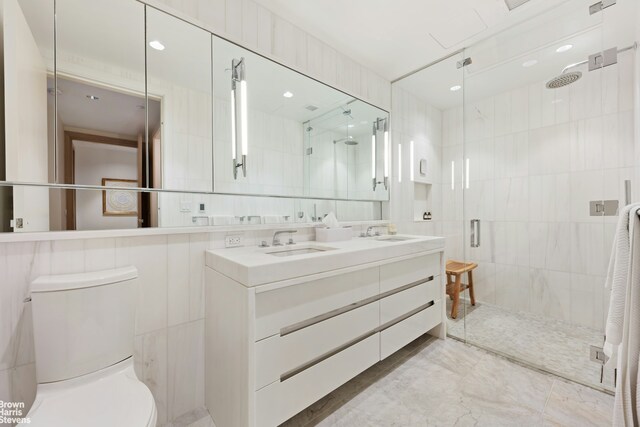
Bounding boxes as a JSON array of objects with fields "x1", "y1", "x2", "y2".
[{"x1": 446, "y1": 260, "x2": 478, "y2": 319}]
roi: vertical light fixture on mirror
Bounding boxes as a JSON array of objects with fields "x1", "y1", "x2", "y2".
[
  {"x1": 397, "y1": 143, "x2": 402, "y2": 183},
  {"x1": 371, "y1": 123, "x2": 377, "y2": 190},
  {"x1": 231, "y1": 58, "x2": 247, "y2": 179},
  {"x1": 410, "y1": 141, "x2": 415, "y2": 181},
  {"x1": 372, "y1": 117, "x2": 389, "y2": 191}
]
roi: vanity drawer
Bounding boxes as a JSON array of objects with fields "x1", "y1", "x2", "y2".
[
  {"x1": 380, "y1": 299, "x2": 442, "y2": 360},
  {"x1": 255, "y1": 334, "x2": 380, "y2": 427},
  {"x1": 380, "y1": 254, "x2": 440, "y2": 293},
  {"x1": 380, "y1": 276, "x2": 440, "y2": 324},
  {"x1": 255, "y1": 300, "x2": 379, "y2": 390},
  {"x1": 254, "y1": 267, "x2": 378, "y2": 341}
]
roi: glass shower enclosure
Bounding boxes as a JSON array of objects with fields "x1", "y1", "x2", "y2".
[{"x1": 393, "y1": 0, "x2": 638, "y2": 391}]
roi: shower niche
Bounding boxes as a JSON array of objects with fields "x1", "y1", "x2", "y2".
[{"x1": 413, "y1": 183, "x2": 434, "y2": 222}]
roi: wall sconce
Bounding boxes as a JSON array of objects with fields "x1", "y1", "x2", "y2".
[
  {"x1": 372, "y1": 117, "x2": 389, "y2": 191},
  {"x1": 231, "y1": 58, "x2": 248, "y2": 179},
  {"x1": 465, "y1": 158, "x2": 470, "y2": 189},
  {"x1": 410, "y1": 141, "x2": 415, "y2": 181},
  {"x1": 397, "y1": 143, "x2": 402, "y2": 183}
]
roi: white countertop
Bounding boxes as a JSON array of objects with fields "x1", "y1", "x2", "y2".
[{"x1": 206, "y1": 234, "x2": 445, "y2": 287}]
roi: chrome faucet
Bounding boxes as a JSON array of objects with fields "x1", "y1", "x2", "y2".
[
  {"x1": 272, "y1": 230, "x2": 297, "y2": 246},
  {"x1": 366, "y1": 226, "x2": 381, "y2": 237}
]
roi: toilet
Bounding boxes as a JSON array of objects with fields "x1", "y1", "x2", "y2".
[{"x1": 26, "y1": 266, "x2": 157, "y2": 427}]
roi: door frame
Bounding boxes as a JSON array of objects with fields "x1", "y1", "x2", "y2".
[{"x1": 63, "y1": 131, "x2": 137, "y2": 230}]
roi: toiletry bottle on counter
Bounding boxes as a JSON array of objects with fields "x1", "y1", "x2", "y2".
[{"x1": 388, "y1": 223, "x2": 397, "y2": 235}]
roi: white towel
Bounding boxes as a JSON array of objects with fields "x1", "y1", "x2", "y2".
[
  {"x1": 605, "y1": 204, "x2": 640, "y2": 426},
  {"x1": 605, "y1": 204, "x2": 639, "y2": 365}
]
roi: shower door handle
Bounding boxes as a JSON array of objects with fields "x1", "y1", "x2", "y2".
[{"x1": 470, "y1": 219, "x2": 480, "y2": 248}]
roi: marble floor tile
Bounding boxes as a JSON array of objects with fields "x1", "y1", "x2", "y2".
[
  {"x1": 284, "y1": 336, "x2": 613, "y2": 427},
  {"x1": 163, "y1": 406, "x2": 216, "y2": 427},
  {"x1": 543, "y1": 380, "x2": 613, "y2": 427},
  {"x1": 446, "y1": 301, "x2": 614, "y2": 390}
]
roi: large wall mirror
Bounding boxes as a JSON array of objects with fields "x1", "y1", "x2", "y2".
[
  {"x1": 213, "y1": 37, "x2": 390, "y2": 201},
  {"x1": 0, "y1": 0, "x2": 387, "y2": 232}
]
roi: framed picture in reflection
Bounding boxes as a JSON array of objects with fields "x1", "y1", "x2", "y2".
[{"x1": 102, "y1": 178, "x2": 138, "y2": 216}]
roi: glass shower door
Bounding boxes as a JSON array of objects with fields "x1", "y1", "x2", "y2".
[{"x1": 459, "y1": 0, "x2": 627, "y2": 390}]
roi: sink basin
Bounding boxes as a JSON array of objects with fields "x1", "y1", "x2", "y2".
[
  {"x1": 265, "y1": 245, "x2": 336, "y2": 257},
  {"x1": 375, "y1": 236, "x2": 416, "y2": 242}
]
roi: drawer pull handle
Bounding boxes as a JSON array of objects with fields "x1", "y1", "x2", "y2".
[
  {"x1": 378, "y1": 300, "x2": 435, "y2": 332},
  {"x1": 280, "y1": 300, "x2": 436, "y2": 382},
  {"x1": 280, "y1": 276, "x2": 435, "y2": 337}
]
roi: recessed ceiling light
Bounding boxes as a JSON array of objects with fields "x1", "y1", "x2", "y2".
[
  {"x1": 149, "y1": 40, "x2": 165, "y2": 51},
  {"x1": 348, "y1": 124, "x2": 354, "y2": 128},
  {"x1": 556, "y1": 44, "x2": 573, "y2": 53},
  {"x1": 86, "y1": 95, "x2": 99, "y2": 100},
  {"x1": 450, "y1": 85, "x2": 462, "y2": 92},
  {"x1": 522, "y1": 59, "x2": 538, "y2": 67},
  {"x1": 283, "y1": 91, "x2": 293, "y2": 98}
]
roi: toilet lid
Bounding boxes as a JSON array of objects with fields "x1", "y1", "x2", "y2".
[{"x1": 27, "y1": 367, "x2": 156, "y2": 427}]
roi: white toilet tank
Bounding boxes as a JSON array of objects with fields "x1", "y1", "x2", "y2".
[{"x1": 30, "y1": 266, "x2": 138, "y2": 384}]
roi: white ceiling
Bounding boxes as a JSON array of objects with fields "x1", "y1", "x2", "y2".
[
  {"x1": 394, "y1": 0, "x2": 638, "y2": 109},
  {"x1": 52, "y1": 77, "x2": 161, "y2": 138},
  {"x1": 253, "y1": 0, "x2": 574, "y2": 80}
]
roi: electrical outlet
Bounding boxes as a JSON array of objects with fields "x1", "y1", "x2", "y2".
[{"x1": 225, "y1": 234, "x2": 243, "y2": 248}]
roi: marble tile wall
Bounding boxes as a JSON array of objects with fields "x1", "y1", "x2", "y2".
[
  {"x1": 390, "y1": 85, "x2": 446, "y2": 245},
  {"x1": 0, "y1": 224, "x2": 387, "y2": 425},
  {"x1": 390, "y1": 48, "x2": 637, "y2": 332},
  {"x1": 439, "y1": 51, "x2": 637, "y2": 331}
]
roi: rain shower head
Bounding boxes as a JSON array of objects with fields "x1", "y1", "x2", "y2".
[
  {"x1": 334, "y1": 137, "x2": 358, "y2": 146},
  {"x1": 546, "y1": 71, "x2": 582, "y2": 89},
  {"x1": 546, "y1": 44, "x2": 637, "y2": 89}
]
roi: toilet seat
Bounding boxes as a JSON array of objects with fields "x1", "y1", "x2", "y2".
[{"x1": 27, "y1": 358, "x2": 156, "y2": 427}]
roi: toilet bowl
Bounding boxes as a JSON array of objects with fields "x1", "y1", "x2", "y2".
[
  {"x1": 27, "y1": 358, "x2": 156, "y2": 427},
  {"x1": 26, "y1": 267, "x2": 157, "y2": 427}
]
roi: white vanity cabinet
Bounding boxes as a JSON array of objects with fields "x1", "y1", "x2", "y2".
[{"x1": 205, "y1": 240, "x2": 445, "y2": 427}]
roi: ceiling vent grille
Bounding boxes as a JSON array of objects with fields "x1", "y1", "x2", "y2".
[{"x1": 504, "y1": 0, "x2": 531, "y2": 10}]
